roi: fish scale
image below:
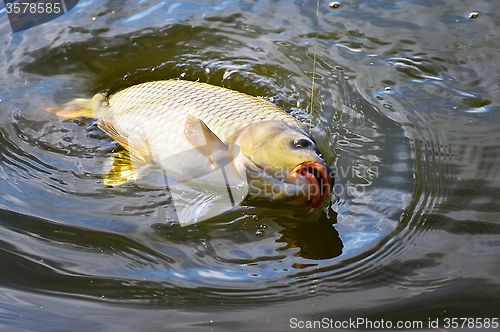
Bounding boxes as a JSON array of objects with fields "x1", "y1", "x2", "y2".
[{"x1": 92, "y1": 80, "x2": 305, "y2": 177}]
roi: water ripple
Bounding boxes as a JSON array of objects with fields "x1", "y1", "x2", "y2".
[{"x1": 0, "y1": 0, "x2": 499, "y2": 324}]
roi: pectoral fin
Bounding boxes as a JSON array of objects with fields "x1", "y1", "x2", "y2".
[
  {"x1": 98, "y1": 118, "x2": 152, "y2": 162},
  {"x1": 99, "y1": 119, "x2": 154, "y2": 187},
  {"x1": 184, "y1": 114, "x2": 228, "y2": 166}
]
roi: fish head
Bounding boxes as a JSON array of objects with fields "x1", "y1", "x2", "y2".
[{"x1": 235, "y1": 121, "x2": 334, "y2": 213}]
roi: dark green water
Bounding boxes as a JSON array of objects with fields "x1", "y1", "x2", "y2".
[{"x1": 1, "y1": 0, "x2": 499, "y2": 331}]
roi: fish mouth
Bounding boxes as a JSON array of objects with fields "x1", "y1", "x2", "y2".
[{"x1": 289, "y1": 161, "x2": 333, "y2": 214}]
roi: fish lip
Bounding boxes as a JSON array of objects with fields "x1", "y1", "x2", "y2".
[{"x1": 289, "y1": 161, "x2": 333, "y2": 214}]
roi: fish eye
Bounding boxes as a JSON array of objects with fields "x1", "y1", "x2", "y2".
[{"x1": 293, "y1": 137, "x2": 313, "y2": 149}]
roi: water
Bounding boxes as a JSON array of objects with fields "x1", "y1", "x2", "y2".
[{"x1": 1, "y1": 0, "x2": 500, "y2": 331}]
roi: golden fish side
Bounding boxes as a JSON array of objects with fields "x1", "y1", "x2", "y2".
[
  {"x1": 53, "y1": 80, "x2": 334, "y2": 221},
  {"x1": 105, "y1": 80, "x2": 304, "y2": 150}
]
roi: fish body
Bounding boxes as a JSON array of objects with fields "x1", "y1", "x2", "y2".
[{"x1": 54, "y1": 80, "x2": 334, "y2": 224}]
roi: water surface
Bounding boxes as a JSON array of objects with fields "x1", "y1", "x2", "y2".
[{"x1": 1, "y1": 0, "x2": 499, "y2": 330}]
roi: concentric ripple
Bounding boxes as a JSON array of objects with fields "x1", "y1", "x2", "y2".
[
  {"x1": 0, "y1": 20, "x2": 419, "y2": 307},
  {"x1": 0, "y1": 0, "x2": 498, "y2": 322}
]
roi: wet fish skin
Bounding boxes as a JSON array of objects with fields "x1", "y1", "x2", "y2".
[{"x1": 53, "y1": 79, "x2": 334, "y2": 214}]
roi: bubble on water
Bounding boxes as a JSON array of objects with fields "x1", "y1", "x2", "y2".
[
  {"x1": 255, "y1": 229, "x2": 265, "y2": 236},
  {"x1": 468, "y1": 11, "x2": 479, "y2": 19}
]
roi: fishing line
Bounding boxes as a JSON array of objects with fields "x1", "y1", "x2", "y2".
[
  {"x1": 308, "y1": 0, "x2": 320, "y2": 162},
  {"x1": 309, "y1": 1, "x2": 320, "y2": 331}
]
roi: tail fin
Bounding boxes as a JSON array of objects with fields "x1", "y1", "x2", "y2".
[{"x1": 47, "y1": 94, "x2": 106, "y2": 119}]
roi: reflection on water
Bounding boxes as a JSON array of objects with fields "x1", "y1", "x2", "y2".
[
  {"x1": 1, "y1": 0, "x2": 500, "y2": 329},
  {"x1": 276, "y1": 212, "x2": 343, "y2": 262}
]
